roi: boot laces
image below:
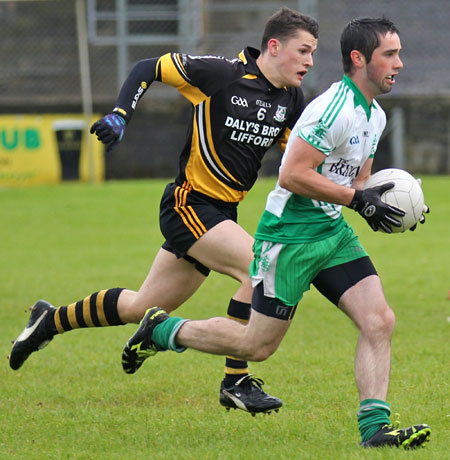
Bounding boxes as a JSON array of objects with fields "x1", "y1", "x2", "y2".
[
  {"x1": 235, "y1": 374, "x2": 265, "y2": 393},
  {"x1": 384, "y1": 413, "x2": 403, "y2": 432}
]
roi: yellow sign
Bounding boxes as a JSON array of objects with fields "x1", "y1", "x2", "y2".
[{"x1": 0, "y1": 114, "x2": 104, "y2": 186}]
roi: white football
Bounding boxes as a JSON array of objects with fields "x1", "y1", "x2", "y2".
[{"x1": 363, "y1": 168, "x2": 425, "y2": 233}]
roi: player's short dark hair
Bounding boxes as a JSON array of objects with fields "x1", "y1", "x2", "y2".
[
  {"x1": 341, "y1": 17, "x2": 400, "y2": 74},
  {"x1": 260, "y1": 7, "x2": 319, "y2": 52}
]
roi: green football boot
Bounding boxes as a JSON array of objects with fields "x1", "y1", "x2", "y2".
[{"x1": 361, "y1": 421, "x2": 431, "y2": 449}]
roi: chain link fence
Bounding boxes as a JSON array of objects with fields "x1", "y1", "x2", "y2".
[{"x1": 1, "y1": 0, "x2": 449, "y2": 177}]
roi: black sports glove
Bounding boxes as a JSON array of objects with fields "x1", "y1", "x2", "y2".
[
  {"x1": 90, "y1": 113, "x2": 126, "y2": 152},
  {"x1": 348, "y1": 182, "x2": 405, "y2": 233}
]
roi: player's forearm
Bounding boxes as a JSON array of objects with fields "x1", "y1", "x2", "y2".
[
  {"x1": 113, "y1": 57, "x2": 159, "y2": 123},
  {"x1": 279, "y1": 167, "x2": 355, "y2": 205}
]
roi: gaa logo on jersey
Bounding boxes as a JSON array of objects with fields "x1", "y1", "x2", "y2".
[
  {"x1": 273, "y1": 105, "x2": 287, "y2": 122},
  {"x1": 231, "y1": 95, "x2": 248, "y2": 107}
]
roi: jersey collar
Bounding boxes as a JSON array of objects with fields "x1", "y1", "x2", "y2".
[
  {"x1": 239, "y1": 47, "x2": 282, "y2": 91},
  {"x1": 238, "y1": 47, "x2": 260, "y2": 72},
  {"x1": 342, "y1": 74, "x2": 376, "y2": 121}
]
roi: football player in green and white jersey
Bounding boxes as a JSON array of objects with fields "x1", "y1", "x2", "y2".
[{"x1": 121, "y1": 17, "x2": 430, "y2": 448}]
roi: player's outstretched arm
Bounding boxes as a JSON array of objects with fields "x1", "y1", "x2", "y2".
[{"x1": 90, "y1": 57, "x2": 159, "y2": 151}]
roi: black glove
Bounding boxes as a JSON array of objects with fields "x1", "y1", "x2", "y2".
[
  {"x1": 409, "y1": 178, "x2": 430, "y2": 231},
  {"x1": 349, "y1": 182, "x2": 405, "y2": 233},
  {"x1": 90, "y1": 113, "x2": 126, "y2": 152}
]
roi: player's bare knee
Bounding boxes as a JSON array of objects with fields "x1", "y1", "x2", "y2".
[
  {"x1": 238, "y1": 341, "x2": 276, "y2": 362},
  {"x1": 117, "y1": 290, "x2": 141, "y2": 323},
  {"x1": 382, "y1": 305, "x2": 396, "y2": 334},
  {"x1": 252, "y1": 345, "x2": 276, "y2": 361},
  {"x1": 119, "y1": 302, "x2": 147, "y2": 324},
  {"x1": 361, "y1": 303, "x2": 395, "y2": 339},
  {"x1": 377, "y1": 304, "x2": 395, "y2": 335},
  {"x1": 236, "y1": 270, "x2": 253, "y2": 289}
]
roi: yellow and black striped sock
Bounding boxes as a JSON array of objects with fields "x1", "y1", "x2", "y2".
[
  {"x1": 46, "y1": 288, "x2": 125, "y2": 334},
  {"x1": 224, "y1": 298, "x2": 251, "y2": 387}
]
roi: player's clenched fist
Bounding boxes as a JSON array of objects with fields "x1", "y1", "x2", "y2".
[{"x1": 90, "y1": 113, "x2": 126, "y2": 152}]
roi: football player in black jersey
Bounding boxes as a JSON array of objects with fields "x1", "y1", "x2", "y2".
[{"x1": 10, "y1": 7, "x2": 318, "y2": 415}]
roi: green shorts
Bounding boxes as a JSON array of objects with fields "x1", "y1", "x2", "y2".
[{"x1": 250, "y1": 224, "x2": 368, "y2": 306}]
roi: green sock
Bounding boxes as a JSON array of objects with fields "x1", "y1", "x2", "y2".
[
  {"x1": 358, "y1": 399, "x2": 391, "y2": 441},
  {"x1": 152, "y1": 317, "x2": 188, "y2": 353}
]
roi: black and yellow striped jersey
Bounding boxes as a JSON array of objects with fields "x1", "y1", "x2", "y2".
[{"x1": 115, "y1": 47, "x2": 306, "y2": 203}]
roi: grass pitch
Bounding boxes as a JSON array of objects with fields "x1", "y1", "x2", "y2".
[{"x1": 1, "y1": 177, "x2": 449, "y2": 460}]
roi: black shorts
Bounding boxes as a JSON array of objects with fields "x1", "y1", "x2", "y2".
[
  {"x1": 251, "y1": 256, "x2": 377, "y2": 320},
  {"x1": 312, "y1": 256, "x2": 377, "y2": 306},
  {"x1": 159, "y1": 182, "x2": 238, "y2": 276}
]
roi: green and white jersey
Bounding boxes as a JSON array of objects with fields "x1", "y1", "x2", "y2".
[{"x1": 255, "y1": 75, "x2": 386, "y2": 243}]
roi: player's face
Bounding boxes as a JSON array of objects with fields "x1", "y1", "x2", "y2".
[
  {"x1": 276, "y1": 30, "x2": 317, "y2": 87},
  {"x1": 366, "y1": 32, "x2": 403, "y2": 96}
]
